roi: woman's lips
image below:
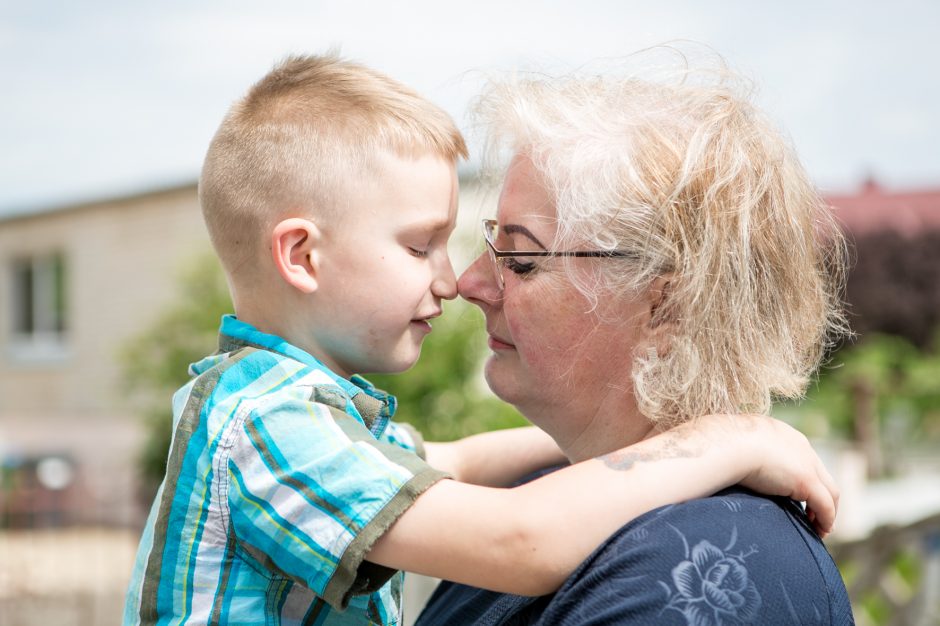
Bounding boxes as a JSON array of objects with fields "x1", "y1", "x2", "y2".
[{"x1": 487, "y1": 334, "x2": 514, "y2": 350}]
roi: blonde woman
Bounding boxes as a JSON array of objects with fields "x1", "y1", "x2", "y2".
[{"x1": 418, "y1": 54, "x2": 853, "y2": 625}]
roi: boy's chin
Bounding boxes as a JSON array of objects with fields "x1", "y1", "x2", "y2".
[
  {"x1": 379, "y1": 359, "x2": 420, "y2": 375},
  {"x1": 362, "y1": 352, "x2": 422, "y2": 376}
]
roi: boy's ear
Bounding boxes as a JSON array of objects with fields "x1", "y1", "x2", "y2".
[
  {"x1": 271, "y1": 218, "x2": 322, "y2": 294},
  {"x1": 646, "y1": 274, "x2": 677, "y2": 354}
]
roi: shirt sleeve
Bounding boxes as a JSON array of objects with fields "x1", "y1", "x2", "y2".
[
  {"x1": 380, "y1": 421, "x2": 427, "y2": 458},
  {"x1": 225, "y1": 391, "x2": 448, "y2": 610}
]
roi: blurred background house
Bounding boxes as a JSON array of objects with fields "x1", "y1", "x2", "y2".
[
  {"x1": 0, "y1": 184, "x2": 208, "y2": 530},
  {"x1": 0, "y1": 185, "x2": 206, "y2": 622}
]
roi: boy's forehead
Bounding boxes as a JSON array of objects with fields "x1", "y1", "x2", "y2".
[
  {"x1": 333, "y1": 149, "x2": 458, "y2": 226},
  {"x1": 398, "y1": 212, "x2": 456, "y2": 233}
]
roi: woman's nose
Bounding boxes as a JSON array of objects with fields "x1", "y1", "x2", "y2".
[{"x1": 458, "y1": 252, "x2": 501, "y2": 307}]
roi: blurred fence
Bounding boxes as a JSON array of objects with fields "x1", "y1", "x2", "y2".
[
  {"x1": 0, "y1": 528, "x2": 137, "y2": 626},
  {"x1": 830, "y1": 512, "x2": 940, "y2": 625}
]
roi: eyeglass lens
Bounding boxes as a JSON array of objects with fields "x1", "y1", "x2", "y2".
[{"x1": 482, "y1": 220, "x2": 504, "y2": 289}]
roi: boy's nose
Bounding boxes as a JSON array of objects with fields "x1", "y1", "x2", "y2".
[
  {"x1": 432, "y1": 256, "x2": 458, "y2": 300},
  {"x1": 458, "y1": 252, "x2": 500, "y2": 307}
]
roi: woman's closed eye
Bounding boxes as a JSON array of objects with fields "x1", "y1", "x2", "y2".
[
  {"x1": 408, "y1": 247, "x2": 429, "y2": 258},
  {"x1": 505, "y1": 257, "x2": 536, "y2": 275}
]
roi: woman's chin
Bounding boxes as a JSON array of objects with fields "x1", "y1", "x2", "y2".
[{"x1": 483, "y1": 360, "x2": 524, "y2": 406}]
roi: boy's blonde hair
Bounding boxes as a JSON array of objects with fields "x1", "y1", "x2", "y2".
[
  {"x1": 199, "y1": 53, "x2": 468, "y2": 276},
  {"x1": 476, "y1": 50, "x2": 849, "y2": 427}
]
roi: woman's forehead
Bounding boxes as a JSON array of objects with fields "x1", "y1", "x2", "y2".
[{"x1": 497, "y1": 155, "x2": 556, "y2": 227}]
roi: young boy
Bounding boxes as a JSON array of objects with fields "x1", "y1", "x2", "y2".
[{"x1": 124, "y1": 54, "x2": 837, "y2": 625}]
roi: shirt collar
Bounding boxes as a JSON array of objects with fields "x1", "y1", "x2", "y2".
[{"x1": 215, "y1": 315, "x2": 397, "y2": 432}]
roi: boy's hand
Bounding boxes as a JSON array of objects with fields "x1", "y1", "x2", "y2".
[
  {"x1": 741, "y1": 416, "x2": 838, "y2": 538},
  {"x1": 693, "y1": 414, "x2": 839, "y2": 538}
]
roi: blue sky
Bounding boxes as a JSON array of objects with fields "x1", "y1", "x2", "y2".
[{"x1": 2, "y1": 0, "x2": 938, "y2": 217}]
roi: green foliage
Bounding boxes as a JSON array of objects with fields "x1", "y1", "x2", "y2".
[
  {"x1": 121, "y1": 252, "x2": 524, "y2": 492},
  {"x1": 778, "y1": 332, "x2": 940, "y2": 442},
  {"x1": 858, "y1": 590, "x2": 892, "y2": 625},
  {"x1": 121, "y1": 253, "x2": 232, "y2": 491},
  {"x1": 892, "y1": 549, "x2": 923, "y2": 589},
  {"x1": 836, "y1": 549, "x2": 924, "y2": 625}
]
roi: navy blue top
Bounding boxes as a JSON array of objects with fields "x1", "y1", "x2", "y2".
[{"x1": 417, "y1": 486, "x2": 854, "y2": 625}]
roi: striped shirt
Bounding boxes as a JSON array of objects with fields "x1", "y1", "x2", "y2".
[{"x1": 124, "y1": 315, "x2": 448, "y2": 625}]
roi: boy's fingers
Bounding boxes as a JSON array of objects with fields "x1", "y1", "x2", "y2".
[
  {"x1": 803, "y1": 473, "x2": 835, "y2": 537},
  {"x1": 816, "y1": 457, "x2": 840, "y2": 517},
  {"x1": 808, "y1": 454, "x2": 839, "y2": 538}
]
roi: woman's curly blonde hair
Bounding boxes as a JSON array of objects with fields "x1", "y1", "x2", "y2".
[{"x1": 475, "y1": 49, "x2": 849, "y2": 427}]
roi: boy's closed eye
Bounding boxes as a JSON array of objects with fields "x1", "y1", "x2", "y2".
[{"x1": 399, "y1": 225, "x2": 453, "y2": 260}]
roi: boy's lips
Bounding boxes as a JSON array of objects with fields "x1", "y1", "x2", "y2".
[
  {"x1": 412, "y1": 310, "x2": 442, "y2": 323},
  {"x1": 410, "y1": 310, "x2": 441, "y2": 333}
]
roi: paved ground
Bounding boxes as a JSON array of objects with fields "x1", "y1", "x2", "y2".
[
  {"x1": 0, "y1": 527, "x2": 438, "y2": 626},
  {"x1": 0, "y1": 528, "x2": 138, "y2": 626}
]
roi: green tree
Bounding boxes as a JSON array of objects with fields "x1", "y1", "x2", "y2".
[
  {"x1": 121, "y1": 253, "x2": 525, "y2": 493},
  {"x1": 777, "y1": 332, "x2": 940, "y2": 477},
  {"x1": 121, "y1": 253, "x2": 233, "y2": 493}
]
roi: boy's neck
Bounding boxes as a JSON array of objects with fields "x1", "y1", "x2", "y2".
[{"x1": 233, "y1": 303, "x2": 354, "y2": 380}]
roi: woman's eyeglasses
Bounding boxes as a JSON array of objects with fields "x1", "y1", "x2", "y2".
[{"x1": 481, "y1": 219, "x2": 634, "y2": 289}]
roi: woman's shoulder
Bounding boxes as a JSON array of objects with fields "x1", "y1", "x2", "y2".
[
  {"x1": 570, "y1": 488, "x2": 825, "y2": 587},
  {"x1": 626, "y1": 487, "x2": 810, "y2": 536},
  {"x1": 541, "y1": 488, "x2": 853, "y2": 625}
]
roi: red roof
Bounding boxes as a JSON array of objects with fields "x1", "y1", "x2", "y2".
[{"x1": 825, "y1": 179, "x2": 940, "y2": 236}]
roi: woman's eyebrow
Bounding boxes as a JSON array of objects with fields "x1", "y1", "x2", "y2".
[{"x1": 502, "y1": 224, "x2": 547, "y2": 250}]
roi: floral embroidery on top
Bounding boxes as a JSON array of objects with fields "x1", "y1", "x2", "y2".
[{"x1": 659, "y1": 525, "x2": 762, "y2": 625}]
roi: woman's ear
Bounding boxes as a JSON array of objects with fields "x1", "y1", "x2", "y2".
[
  {"x1": 271, "y1": 218, "x2": 322, "y2": 294},
  {"x1": 646, "y1": 274, "x2": 677, "y2": 353}
]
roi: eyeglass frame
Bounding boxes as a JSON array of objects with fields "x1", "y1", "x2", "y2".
[{"x1": 481, "y1": 219, "x2": 635, "y2": 289}]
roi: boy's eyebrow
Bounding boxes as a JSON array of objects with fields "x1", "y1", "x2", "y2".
[
  {"x1": 400, "y1": 215, "x2": 454, "y2": 233},
  {"x1": 503, "y1": 224, "x2": 548, "y2": 250}
]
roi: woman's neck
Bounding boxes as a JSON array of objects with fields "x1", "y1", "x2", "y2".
[{"x1": 528, "y1": 384, "x2": 656, "y2": 464}]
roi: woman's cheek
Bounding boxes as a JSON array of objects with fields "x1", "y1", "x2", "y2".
[{"x1": 504, "y1": 293, "x2": 556, "y2": 359}]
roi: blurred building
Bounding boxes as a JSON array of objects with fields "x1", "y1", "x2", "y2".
[
  {"x1": 0, "y1": 184, "x2": 209, "y2": 527},
  {"x1": 827, "y1": 177, "x2": 940, "y2": 236},
  {"x1": 827, "y1": 178, "x2": 940, "y2": 350}
]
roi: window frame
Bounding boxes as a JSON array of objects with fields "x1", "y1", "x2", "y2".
[{"x1": 6, "y1": 251, "x2": 70, "y2": 362}]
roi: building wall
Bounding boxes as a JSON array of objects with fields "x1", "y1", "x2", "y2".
[{"x1": 0, "y1": 184, "x2": 208, "y2": 526}]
